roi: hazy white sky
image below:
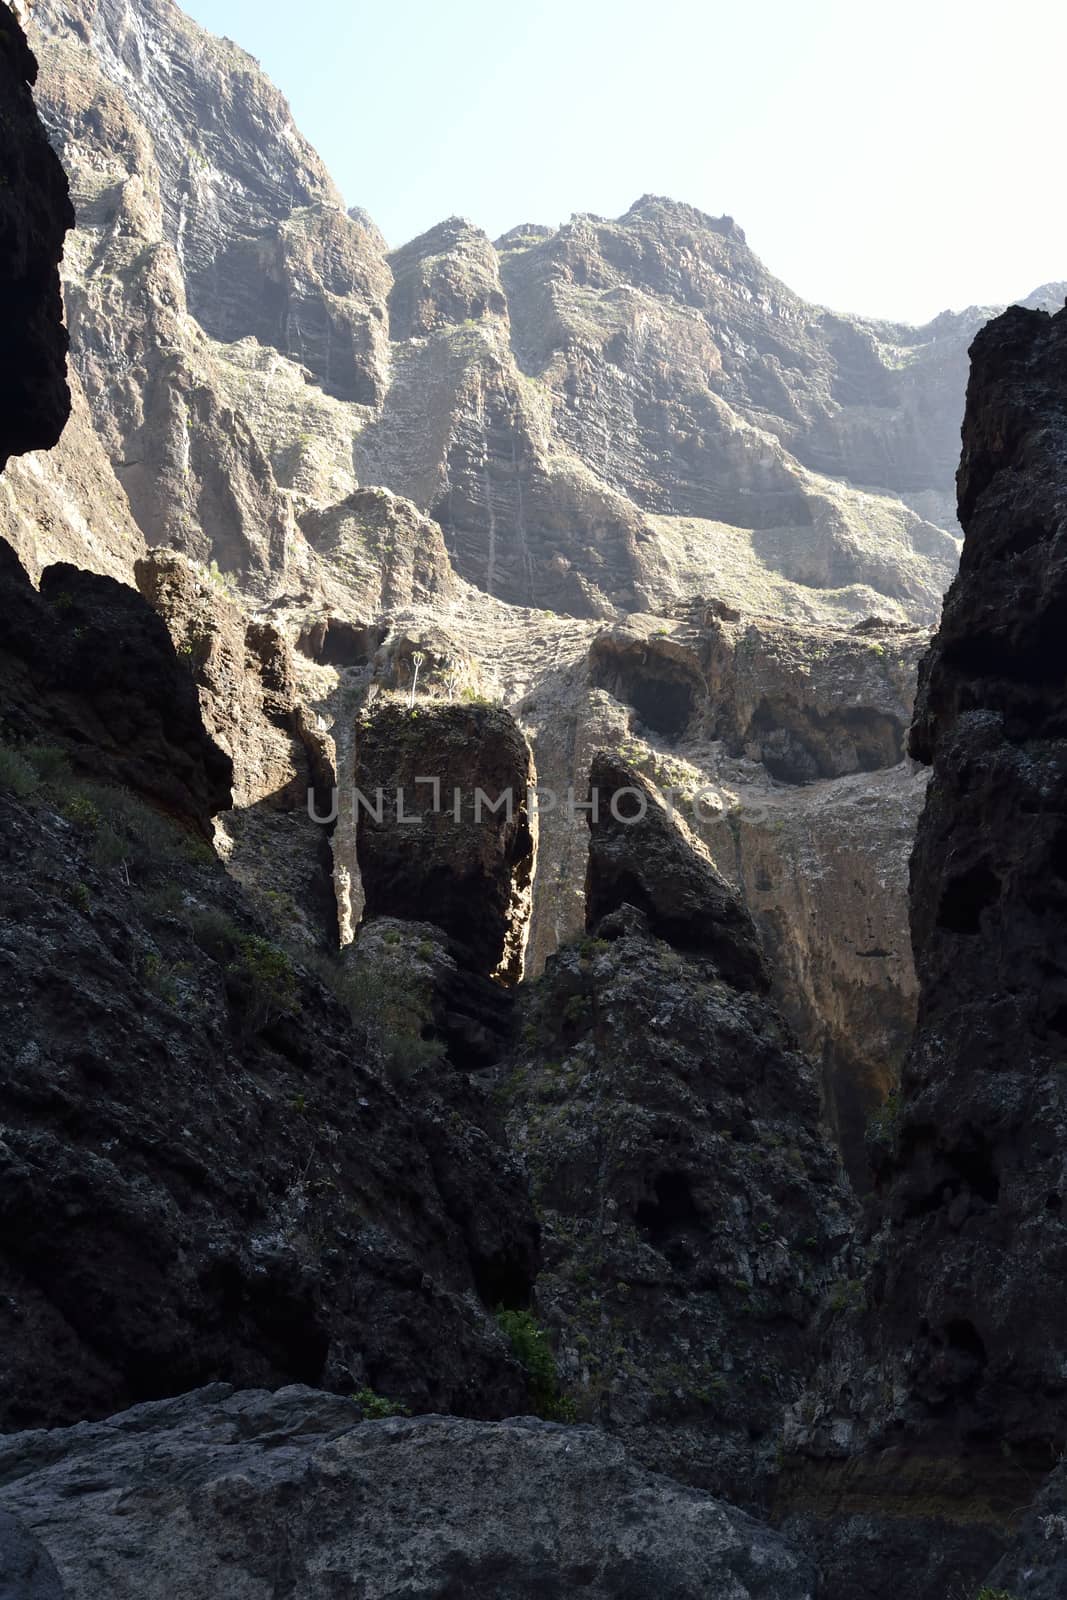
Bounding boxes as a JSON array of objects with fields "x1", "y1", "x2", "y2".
[{"x1": 184, "y1": 0, "x2": 1066, "y2": 325}]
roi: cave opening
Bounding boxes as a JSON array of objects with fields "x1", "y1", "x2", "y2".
[
  {"x1": 297, "y1": 618, "x2": 386, "y2": 668},
  {"x1": 589, "y1": 649, "x2": 700, "y2": 743},
  {"x1": 936, "y1": 860, "x2": 1001, "y2": 935},
  {"x1": 635, "y1": 1171, "x2": 700, "y2": 1244}
]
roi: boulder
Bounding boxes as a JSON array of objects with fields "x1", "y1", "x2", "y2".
[{"x1": 0, "y1": 1385, "x2": 818, "y2": 1600}]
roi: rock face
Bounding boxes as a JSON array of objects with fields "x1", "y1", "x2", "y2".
[
  {"x1": 585, "y1": 752, "x2": 767, "y2": 990},
  {"x1": 518, "y1": 613, "x2": 926, "y2": 1186},
  {"x1": 0, "y1": 1511, "x2": 64, "y2": 1600},
  {"x1": 19, "y1": 0, "x2": 1008, "y2": 626},
  {"x1": 781, "y1": 304, "x2": 1067, "y2": 1597},
  {"x1": 0, "y1": 545, "x2": 232, "y2": 836},
  {"x1": 0, "y1": 1385, "x2": 819, "y2": 1600},
  {"x1": 354, "y1": 701, "x2": 536, "y2": 981},
  {"x1": 134, "y1": 546, "x2": 338, "y2": 941},
  {"x1": 0, "y1": 750, "x2": 539, "y2": 1429},
  {"x1": 502, "y1": 757, "x2": 853, "y2": 1507},
  {"x1": 0, "y1": 1, "x2": 74, "y2": 471},
  {"x1": 3, "y1": 0, "x2": 1002, "y2": 1209}
]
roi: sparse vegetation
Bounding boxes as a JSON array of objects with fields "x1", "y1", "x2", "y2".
[
  {"x1": 866, "y1": 1089, "x2": 901, "y2": 1148},
  {"x1": 351, "y1": 1386, "x2": 410, "y2": 1419},
  {"x1": 495, "y1": 1308, "x2": 574, "y2": 1421},
  {"x1": 0, "y1": 746, "x2": 39, "y2": 799},
  {"x1": 828, "y1": 1278, "x2": 867, "y2": 1315},
  {"x1": 228, "y1": 934, "x2": 300, "y2": 1026}
]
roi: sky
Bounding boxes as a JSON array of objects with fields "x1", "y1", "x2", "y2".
[{"x1": 183, "y1": 0, "x2": 1066, "y2": 326}]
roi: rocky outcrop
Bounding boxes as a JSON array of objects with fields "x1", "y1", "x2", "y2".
[
  {"x1": 780, "y1": 304, "x2": 1067, "y2": 1598},
  {"x1": 299, "y1": 485, "x2": 457, "y2": 619},
  {"x1": 585, "y1": 752, "x2": 767, "y2": 990},
  {"x1": 388, "y1": 216, "x2": 507, "y2": 340},
  {"x1": 354, "y1": 701, "x2": 535, "y2": 981},
  {"x1": 0, "y1": 753, "x2": 539, "y2": 1428},
  {"x1": 0, "y1": 370, "x2": 145, "y2": 584},
  {"x1": 0, "y1": 1385, "x2": 819, "y2": 1600},
  {"x1": 0, "y1": 0, "x2": 74, "y2": 471},
  {"x1": 0, "y1": 546, "x2": 231, "y2": 836},
  {"x1": 502, "y1": 756, "x2": 853, "y2": 1507},
  {"x1": 135, "y1": 547, "x2": 339, "y2": 941},
  {"x1": 518, "y1": 614, "x2": 924, "y2": 1186}
]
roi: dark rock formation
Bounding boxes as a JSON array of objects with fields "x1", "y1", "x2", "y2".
[
  {"x1": 0, "y1": 1511, "x2": 64, "y2": 1600},
  {"x1": 354, "y1": 701, "x2": 535, "y2": 981},
  {"x1": 0, "y1": 0, "x2": 74, "y2": 471},
  {"x1": 979, "y1": 1456, "x2": 1067, "y2": 1598},
  {"x1": 0, "y1": 546, "x2": 232, "y2": 837},
  {"x1": 0, "y1": 1386, "x2": 819, "y2": 1600},
  {"x1": 0, "y1": 758, "x2": 538, "y2": 1428},
  {"x1": 585, "y1": 753, "x2": 767, "y2": 990},
  {"x1": 502, "y1": 755, "x2": 852, "y2": 1506},
  {"x1": 781, "y1": 304, "x2": 1067, "y2": 1598}
]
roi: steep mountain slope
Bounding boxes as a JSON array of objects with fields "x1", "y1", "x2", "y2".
[
  {"x1": 24, "y1": 0, "x2": 980, "y2": 622},
  {"x1": 10, "y1": 0, "x2": 1054, "y2": 1188}
]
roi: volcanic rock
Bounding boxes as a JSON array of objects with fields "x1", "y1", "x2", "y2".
[{"x1": 0, "y1": 1385, "x2": 819, "y2": 1600}]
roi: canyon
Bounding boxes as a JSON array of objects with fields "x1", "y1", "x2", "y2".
[{"x1": 0, "y1": 0, "x2": 1064, "y2": 1594}]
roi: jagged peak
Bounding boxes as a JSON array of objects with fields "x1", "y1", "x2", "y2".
[{"x1": 619, "y1": 193, "x2": 746, "y2": 242}]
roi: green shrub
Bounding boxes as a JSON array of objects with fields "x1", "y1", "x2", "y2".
[
  {"x1": 0, "y1": 746, "x2": 39, "y2": 799},
  {"x1": 828, "y1": 1278, "x2": 867, "y2": 1315},
  {"x1": 351, "y1": 1386, "x2": 410, "y2": 1420},
  {"x1": 23, "y1": 744, "x2": 71, "y2": 785},
  {"x1": 337, "y1": 956, "x2": 442, "y2": 1080},
  {"x1": 188, "y1": 906, "x2": 241, "y2": 960},
  {"x1": 229, "y1": 934, "x2": 299, "y2": 1025},
  {"x1": 67, "y1": 881, "x2": 91, "y2": 914},
  {"x1": 62, "y1": 793, "x2": 102, "y2": 832},
  {"x1": 495, "y1": 1308, "x2": 573, "y2": 1421},
  {"x1": 866, "y1": 1090, "x2": 901, "y2": 1148},
  {"x1": 140, "y1": 950, "x2": 178, "y2": 1004}
]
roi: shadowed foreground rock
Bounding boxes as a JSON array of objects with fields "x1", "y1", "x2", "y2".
[
  {"x1": 502, "y1": 754, "x2": 852, "y2": 1506},
  {"x1": 0, "y1": 544, "x2": 233, "y2": 836},
  {"x1": 781, "y1": 303, "x2": 1067, "y2": 1598},
  {"x1": 0, "y1": 1385, "x2": 818, "y2": 1600},
  {"x1": 0, "y1": 1511, "x2": 64, "y2": 1600}
]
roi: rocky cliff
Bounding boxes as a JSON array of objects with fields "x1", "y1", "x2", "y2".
[
  {"x1": 6, "y1": 0, "x2": 1067, "y2": 1593},
  {"x1": 9, "y1": 0, "x2": 1035, "y2": 1170},
  {"x1": 0, "y1": 0, "x2": 1018, "y2": 1167},
  {"x1": 501, "y1": 757, "x2": 853, "y2": 1508},
  {"x1": 781, "y1": 302, "x2": 1067, "y2": 1598}
]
